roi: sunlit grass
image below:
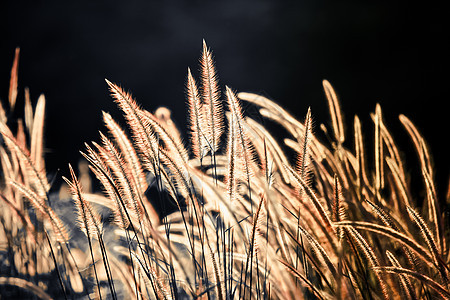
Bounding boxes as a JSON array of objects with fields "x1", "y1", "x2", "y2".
[{"x1": 1, "y1": 43, "x2": 448, "y2": 299}]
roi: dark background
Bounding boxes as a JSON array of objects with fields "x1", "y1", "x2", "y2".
[{"x1": 1, "y1": 0, "x2": 448, "y2": 199}]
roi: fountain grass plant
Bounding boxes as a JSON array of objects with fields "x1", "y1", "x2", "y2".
[{"x1": 1, "y1": 42, "x2": 449, "y2": 299}]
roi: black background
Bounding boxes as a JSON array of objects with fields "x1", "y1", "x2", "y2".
[{"x1": 1, "y1": 0, "x2": 448, "y2": 199}]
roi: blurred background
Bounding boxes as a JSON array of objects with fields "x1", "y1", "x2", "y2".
[{"x1": 1, "y1": 0, "x2": 448, "y2": 198}]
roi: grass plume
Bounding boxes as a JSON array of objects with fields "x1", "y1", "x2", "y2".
[{"x1": 1, "y1": 41, "x2": 449, "y2": 300}]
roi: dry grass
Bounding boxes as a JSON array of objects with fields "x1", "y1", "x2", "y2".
[{"x1": 1, "y1": 42, "x2": 449, "y2": 299}]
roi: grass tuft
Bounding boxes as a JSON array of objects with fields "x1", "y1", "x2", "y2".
[{"x1": 1, "y1": 41, "x2": 448, "y2": 299}]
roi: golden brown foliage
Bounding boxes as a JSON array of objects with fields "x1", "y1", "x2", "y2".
[{"x1": 1, "y1": 42, "x2": 449, "y2": 299}]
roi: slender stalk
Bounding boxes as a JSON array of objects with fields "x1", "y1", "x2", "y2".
[{"x1": 44, "y1": 231, "x2": 68, "y2": 300}]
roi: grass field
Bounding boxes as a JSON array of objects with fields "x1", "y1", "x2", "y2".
[{"x1": 1, "y1": 42, "x2": 449, "y2": 299}]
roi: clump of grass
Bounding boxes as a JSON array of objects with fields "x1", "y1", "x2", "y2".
[
  {"x1": 0, "y1": 48, "x2": 89, "y2": 299},
  {"x1": 1, "y1": 42, "x2": 449, "y2": 299}
]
